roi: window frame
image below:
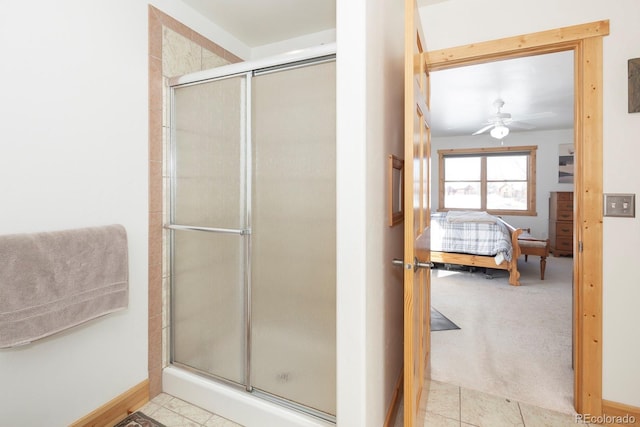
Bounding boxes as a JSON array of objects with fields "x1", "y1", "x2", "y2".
[{"x1": 437, "y1": 145, "x2": 537, "y2": 216}]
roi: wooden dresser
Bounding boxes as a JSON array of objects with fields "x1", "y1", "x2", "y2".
[{"x1": 549, "y1": 191, "x2": 573, "y2": 256}]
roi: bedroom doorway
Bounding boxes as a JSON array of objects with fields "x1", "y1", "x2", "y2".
[
  {"x1": 428, "y1": 51, "x2": 575, "y2": 413},
  {"x1": 424, "y1": 20, "x2": 608, "y2": 415}
]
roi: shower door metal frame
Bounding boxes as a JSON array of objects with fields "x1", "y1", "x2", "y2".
[
  {"x1": 167, "y1": 69, "x2": 253, "y2": 392},
  {"x1": 166, "y1": 45, "x2": 337, "y2": 423}
]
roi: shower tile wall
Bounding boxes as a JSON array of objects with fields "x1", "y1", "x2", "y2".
[
  {"x1": 148, "y1": 5, "x2": 242, "y2": 398},
  {"x1": 161, "y1": 25, "x2": 234, "y2": 371}
]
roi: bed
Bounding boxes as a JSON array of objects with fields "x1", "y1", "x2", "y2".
[{"x1": 430, "y1": 211, "x2": 523, "y2": 286}]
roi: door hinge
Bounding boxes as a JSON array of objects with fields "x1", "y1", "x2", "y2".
[{"x1": 578, "y1": 241, "x2": 583, "y2": 252}]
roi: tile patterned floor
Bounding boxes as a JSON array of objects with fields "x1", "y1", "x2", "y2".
[
  {"x1": 396, "y1": 380, "x2": 605, "y2": 427},
  {"x1": 138, "y1": 393, "x2": 242, "y2": 427},
  {"x1": 137, "y1": 381, "x2": 603, "y2": 427}
]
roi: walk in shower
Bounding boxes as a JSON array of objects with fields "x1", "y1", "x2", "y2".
[{"x1": 165, "y1": 46, "x2": 336, "y2": 426}]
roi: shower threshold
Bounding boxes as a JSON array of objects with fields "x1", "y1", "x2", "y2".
[{"x1": 163, "y1": 366, "x2": 335, "y2": 427}]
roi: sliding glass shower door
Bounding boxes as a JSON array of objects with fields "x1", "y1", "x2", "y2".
[
  {"x1": 169, "y1": 57, "x2": 336, "y2": 418},
  {"x1": 171, "y1": 75, "x2": 248, "y2": 385},
  {"x1": 251, "y1": 61, "x2": 336, "y2": 415}
]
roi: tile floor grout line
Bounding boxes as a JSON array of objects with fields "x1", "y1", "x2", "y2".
[
  {"x1": 517, "y1": 401, "x2": 525, "y2": 426},
  {"x1": 162, "y1": 397, "x2": 214, "y2": 426},
  {"x1": 161, "y1": 403, "x2": 199, "y2": 425}
]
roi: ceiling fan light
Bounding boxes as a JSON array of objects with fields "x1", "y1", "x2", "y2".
[{"x1": 490, "y1": 124, "x2": 510, "y2": 139}]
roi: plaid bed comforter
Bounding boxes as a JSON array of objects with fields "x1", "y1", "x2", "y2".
[{"x1": 430, "y1": 212, "x2": 513, "y2": 262}]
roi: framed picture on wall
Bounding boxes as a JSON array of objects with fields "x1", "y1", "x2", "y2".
[
  {"x1": 388, "y1": 155, "x2": 404, "y2": 226},
  {"x1": 558, "y1": 143, "x2": 574, "y2": 184}
]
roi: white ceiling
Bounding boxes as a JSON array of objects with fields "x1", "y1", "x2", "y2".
[
  {"x1": 430, "y1": 51, "x2": 574, "y2": 138},
  {"x1": 179, "y1": 0, "x2": 336, "y2": 47},
  {"x1": 179, "y1": 0, "x2": 443, "y2": 48},
  {"x1": 178, "y1": 0, "x2": 574, "y2": 138}
]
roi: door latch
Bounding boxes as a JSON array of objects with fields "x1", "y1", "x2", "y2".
[{"x1": 392, "y1": 257, "x2": 431, "y2": 272}]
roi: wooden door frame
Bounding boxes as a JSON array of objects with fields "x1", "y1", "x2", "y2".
[
  {"x1": 424, "y1": 20, "x2": 608, "y2": 416},
  {"x1": 403, "y1": 0, "x2": 431, "y2": 425}
]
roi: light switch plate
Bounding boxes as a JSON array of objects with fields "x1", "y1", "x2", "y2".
[{"x1": 603, "y1": 193, "x2": 635, "y2": 217}]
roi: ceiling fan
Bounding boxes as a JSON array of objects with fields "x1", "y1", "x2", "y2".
[{"x1": 472, "y1": 98, "x2": 537, "y2": 140}]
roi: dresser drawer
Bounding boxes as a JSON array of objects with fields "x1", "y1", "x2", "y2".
[
  {"x1": 555, "y1": 237, "x2": 573, "y2": 251},
  {"x1": 557, "y1": 201, "x2": 573, "y2": 211},
  {"x1": 556, "y1": 222, "x2": 573, "y2": 237},
  {"x1": 550, "y1": 192, "x2": 574, "y2": 256}
]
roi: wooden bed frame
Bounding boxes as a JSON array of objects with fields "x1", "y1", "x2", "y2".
[{"x1": 430, "y1": 218, "x2": 524, "y2": 286}]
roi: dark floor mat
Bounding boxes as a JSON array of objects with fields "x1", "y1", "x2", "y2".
[
  {"x1": 113, "y1": 411, "x2": 166, "y2": 427},
  {"x1": 431, "y1": 307, "x2": 460, "y2": 331}
]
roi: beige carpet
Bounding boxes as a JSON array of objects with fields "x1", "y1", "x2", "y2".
[{"x1": 430, "y1": 255, "x2": 575, "y2": 414}]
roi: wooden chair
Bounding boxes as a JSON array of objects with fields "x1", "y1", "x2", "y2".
[{"x1": 518, "y1": 228, "x2": 550, "y2": 280}]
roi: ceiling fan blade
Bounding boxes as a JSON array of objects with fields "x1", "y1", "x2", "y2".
[
  {"x1": 513, "y1": 111, "x2": 555, "y2": 121},
  {"x1": 509, "y1": 121, "x2": 536, "y2": 130},
  {"x1": 472, "y1": 124, "x2": 494, "y2": 135},
  {"x1": 491, "y1": 112, "x2": 511, "y2": 120}
]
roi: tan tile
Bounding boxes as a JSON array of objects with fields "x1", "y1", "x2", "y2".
[
  {"x1": 149, "y1": 314, "x2": 163, "y2": 376},
  {"x1": 426, "y1": 380, "x2": 461, "y2": 420},
  {"x1": 151, "y1": 392, "x2": 174, "y2": 406},
  {"x1": 148, "y1": 6, "x2": 163, "y2": 60},
  {"x1": 148, "y1": 368, "x2": 163, "y2": 400},
  {"x1": 159, "y1": 12, "x2": 193, "y2": 41},
  {"x1": 149, "y1": 108, "x2": 163, "y2": 162},
  {"x1": 191, "y1": 31, "x2": 226, "y2": 59},
  {"x1": 202, "y1": 50, "x2": 230, "y2": 70},
  {"x1": 149, "y1": 56, "x2": 163, "y2": 113},
  {"x1": 149, "y1": 261, "x2": 162, "y2": 318},
  {"x1": 460, "y1": 388, "x2": 523, "y2": 427},
  {"x1": 149, "y1": 160, "x2": 163, "y2": 213},
  {"x1": 149, "y1": 212, "x2": 163, "y2": 265},
  {"x1": 164, "y1": 397, "x2": 213, "y2": 424},
  {"x1": 150, "y1": 406, "x2": 200, "y2": 427},
  {"x1": 519, "y1": 403, "x2": 580, "y2": 427},
  {"x1": 424, "y1": 411, "x2": 461, "y2": 426},
  {"x1": 163, "y1": 27, "x2": 202, "y2": 78},
  {"x1": 138, "y1": 400, "x2": 161, "y2": 416}
]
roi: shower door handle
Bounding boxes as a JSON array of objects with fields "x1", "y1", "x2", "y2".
[{"x1": 165, "y1": 224, "x2": 251, "y2": 235}]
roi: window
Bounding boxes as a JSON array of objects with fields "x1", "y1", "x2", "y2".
[{"x1": 438, "y1": 146, "x2": 537, "y2": 216}]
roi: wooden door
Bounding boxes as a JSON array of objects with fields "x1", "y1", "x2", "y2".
[{"x1": 403, "y1": 0, "x2": 431, "y2": 425}]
